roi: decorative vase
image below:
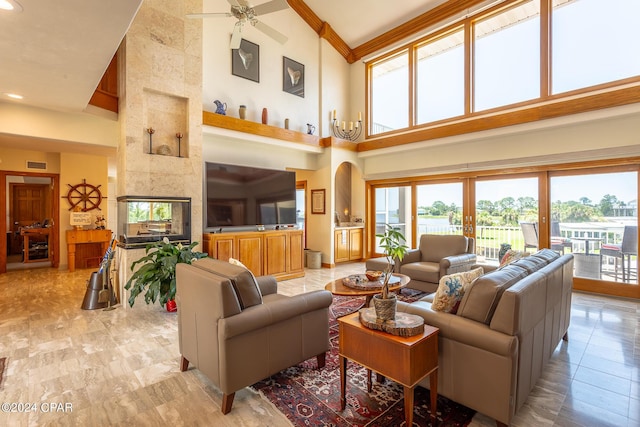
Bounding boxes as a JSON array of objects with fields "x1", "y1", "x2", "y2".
[
  {"x1": 214, "y1": 100, "x2": 227, "y2": 115},
  {"x1": 373, "y1": 293, "x2": 397, "y2": 321},
  {"x1": 239, "y1": 105, "x2": 247, "y2": 120},
  {"x1": 262, "y1": 108, "x2": 268, "y2": 125},
  {"x1": 306, "y1": 123, "x2": 316, "y2": 135},
  {"x1": 284, "y1": 118, "x2": 289, "y2": 129},
  {"x1": 166, "y1": 299, "x2": 177, "y2": 313}
]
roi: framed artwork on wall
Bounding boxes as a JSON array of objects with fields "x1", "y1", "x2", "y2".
[
  {"x1": 311, "y1": 189, "x2": 325, "y2": 214},
  {"x1": 232, "y1": 39, "x2": 259, "y2": 83},
  {"x1": 283, "y1": 56, "x2": 304, "y2": 97}
]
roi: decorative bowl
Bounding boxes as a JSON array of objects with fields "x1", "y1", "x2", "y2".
[{"x1": 365, "y1": 270, "x2": 383, "y2": 281}]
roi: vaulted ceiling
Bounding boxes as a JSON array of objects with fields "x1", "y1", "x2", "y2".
[{"x1": 0, "y1": 0, "x2": 452, "y2": 114}]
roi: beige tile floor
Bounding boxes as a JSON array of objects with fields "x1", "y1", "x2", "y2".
[{"x1": 0, "y1": 263, "x2": 638, "y2": 426}]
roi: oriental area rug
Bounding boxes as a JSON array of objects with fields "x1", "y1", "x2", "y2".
[{"x1": 252, "y1": 290, "x2": 476, "y2": 426}]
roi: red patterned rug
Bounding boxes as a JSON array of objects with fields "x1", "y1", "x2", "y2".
[{"x1": 252, "y1": 289, "x2": 476, "y2": 426}]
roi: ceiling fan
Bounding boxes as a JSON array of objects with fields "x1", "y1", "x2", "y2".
[{"x1": 187, "y1": 0, "x2": 289, "y2": 49}]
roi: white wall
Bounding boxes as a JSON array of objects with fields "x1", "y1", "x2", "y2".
[{"x1": 202, "y1": 1, "x2": 321, "y2": 135}]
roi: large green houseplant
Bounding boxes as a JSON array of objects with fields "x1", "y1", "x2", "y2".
[
  {"x1": 373, "y1": 224, "x2": 408, "y2": 320},
  {"x1": 124, "y1": 237, "x2": 207, "y2": 309}
]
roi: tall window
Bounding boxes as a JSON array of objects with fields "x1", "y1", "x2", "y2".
[
  {"x1": 416, "y1": 182, "x2": 463, "y2": 241},
  {"x1": 370, "y1": 51, "x2": 409, "y2": 135},
  {"x1": 367, "y1": 0, "x2": 640, "y2": 137},
  {"x1": 416, "y1": 28, "x2": 465, "y2": 124},
  {"x1": 474, "y1": 0, "x2": 540, "y2": 111},
  {"x1": 552, "y1": 0, "x2": 640, "y2": 94},
  {"x1": 374, "y1": 186, "x2": 412, "y2": 252},
  {"x1": 550, "y1": 171, "x2": 637, "y2": 283}
]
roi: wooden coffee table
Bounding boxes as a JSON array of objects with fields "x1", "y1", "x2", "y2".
[
  {"x1": 338, "y1": 312, "x2": 439, "y2": 426},
  {"x1": 324, "y1": 273, "x2": 410, "y2": 306}
]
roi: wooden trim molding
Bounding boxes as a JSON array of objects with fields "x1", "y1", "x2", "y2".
[
  {"x1": 351, "y1": 0, "x2": 488, "y2": 63},
  {"x1": 319, "y1": 136, "x2": 358, "y2": 151},
  {"x1": 288, "y1": 0, "x2": 355, "y2": 63},
  {"x1": 203, "y1": 111, "x2": 320, "y2": 147},
  {"x1": 357, "y1": 85, "x2": 640, "y2": 152}
]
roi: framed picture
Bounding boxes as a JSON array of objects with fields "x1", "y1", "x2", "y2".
[
  {"x1": 232, "y1": 39, "x2": 259, "y2": 83},
  {"x1": 283, "y1": 56, "x2": 304, "y2": 97},
  {"x1": 311, "y1": 189, "x2": 325, "y2": 214}
]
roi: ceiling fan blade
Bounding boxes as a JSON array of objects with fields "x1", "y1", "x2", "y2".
[
  {"x1": 186, "y1": 12, "x2": 232, "y2": 19},
  {"x1": 230, "y1": 23, "x2": 243, "y2": 49},
  {"x1": 252, "y1": 0, "x2": 289, "y2": 16},
  {"x1": 253, "y1": 19, "x2": 288, "y2": 44}
]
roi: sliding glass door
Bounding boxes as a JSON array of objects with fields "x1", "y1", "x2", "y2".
[
  {"x1": 373, "y1": 186, "x2": 412, "y2": 254},
  {"x1": 416, "y1": 182, "x2": 464, "y2": 241},
  {"x1": 550, "y1": 169, "x2": 638, "y2": 292},
  {"x1": 367, "y1": 164, "x2": 639, "y2": 299},
  {"x1": 474, "y1": 176, "x2": 539, "y2": 264}
]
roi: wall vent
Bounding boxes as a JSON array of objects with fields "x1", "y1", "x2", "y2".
[{"x1": 26, "y1": 161, "x2": 47, "y2": 170}]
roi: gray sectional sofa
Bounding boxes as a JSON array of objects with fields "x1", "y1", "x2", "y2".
[{"x1": 397, "y1": 249, "x2": 573, "y2": 426}]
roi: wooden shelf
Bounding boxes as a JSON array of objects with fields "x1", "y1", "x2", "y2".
[{"x1": 203, "y1": 111, "x2": 321, "y2": 147}]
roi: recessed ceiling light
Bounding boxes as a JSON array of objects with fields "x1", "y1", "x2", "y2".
[
  {"x1": 0, "y1": 0, "x2": 23, "y2": 12},
  {"x1": 5, "y1": 93, "x2": 23, "y2": 100}
]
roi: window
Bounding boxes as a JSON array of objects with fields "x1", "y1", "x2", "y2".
[
  {"x1": 552, "y1": 0, "x2": 640, "y2": 94},
  {"x1": 474, "y1": 0, "x2": 540, "y2": 111},
  {"x1": 374, "y1": 186, "x2": 412, "y2": 252},
  {"x1": 416, "y1": 28, "x2": 465, "y2": 123},
  {"x1": 366, "y1": 0, "x2": 640, "y2": 138},
  {"x1": 370, "y1": 50, "x2": 409, "y2": 135},
  {"x1": 416, "y1": 182, "x2": 463, "y2": 241}
]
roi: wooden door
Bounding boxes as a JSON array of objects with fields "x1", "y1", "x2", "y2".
[
  {"x1": 288, "y1": 230, "x2": 304, "y2": 273},
  {"x1": 9, "y1": 184, "x2": 49, "y2": 255},
  {"x1": 349, "y1": 228, "x2": 363, "y2": 260},
  {"x1": 236, "y1": 233, "x2": 263, "y2": 276},
  {"x1": 335, "y1": 229, "x2": 349, "y2": 262},
  {"x1": 264, "y1": 232, "x2": 287, "y2": 276}
]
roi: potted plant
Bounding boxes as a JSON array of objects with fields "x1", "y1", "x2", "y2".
[
  {"x1": 373, "y1": 224, "x2": 408, "y2": 320},
  {"x1": 124, "y1": 237, "x2": 207, "y2": 311}
]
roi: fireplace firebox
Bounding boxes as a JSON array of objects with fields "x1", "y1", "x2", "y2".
[{"x1": 117, "y1": 196, "x2": 191, "y2": 248}]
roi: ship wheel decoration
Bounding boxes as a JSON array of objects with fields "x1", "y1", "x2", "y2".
[{"x1": 64, "y1": 179, "x2": 104, "y2": 211}]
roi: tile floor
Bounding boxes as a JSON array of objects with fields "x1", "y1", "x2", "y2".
[{"x1": 0, "y1": 263, "x2": 638, "y2": 426}]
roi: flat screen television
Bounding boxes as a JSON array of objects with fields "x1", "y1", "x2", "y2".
[{"x1": 204, "y1": 162, "x2": 297, "y2": 231}]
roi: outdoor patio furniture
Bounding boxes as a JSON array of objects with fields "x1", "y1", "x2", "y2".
[
  {"x1": 551, "y1": 221, "x2": 572, "y2": 254},
  {"x1": 600, "y1": 225, "x2": 638, "y2": 282},
  {"x1": 520, "y1": 222, "x2": 538, "y2": 252}
]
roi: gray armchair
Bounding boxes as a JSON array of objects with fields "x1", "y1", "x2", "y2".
[
  {"x1": 176, "y1": 257, "x2": 333, "y2": 414},
  {"x1": 397, "y1": 234, "x2": 477, "y2": 293}
]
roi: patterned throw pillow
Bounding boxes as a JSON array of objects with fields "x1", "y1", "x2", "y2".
[
  {"x1": 499, "y1": 249, "x2": 526, "y2": 268},
  {"x1": 431, "y1": 267, "x2": 484, "y2": 313}
]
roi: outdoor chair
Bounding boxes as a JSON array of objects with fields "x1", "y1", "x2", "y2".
[
  {"x1": 520, "y1": 222, "x2": 539, "y2": 252},
  {"x1": 550, "y1": 221, "x2": 573, "y2": 254},
  {"x1": 600, "y1": 225, "x2": 637, "y2": 282}
]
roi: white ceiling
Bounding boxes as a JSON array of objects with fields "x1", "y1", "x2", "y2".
[
  {"x1": 0, "y1": 0, "x2": 446, "y2": 115},
  {"x1": 0, "y1": 0, "x2": 142, "y2": 113},
  {"x1": 303, "y1": 0, "x2": 447, "y2": 47}
]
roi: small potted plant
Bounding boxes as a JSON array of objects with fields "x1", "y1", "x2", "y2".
[
  {"x1": 373, "y1": 224, "x2": 408, "y2": 320},
  {"x1": 124, "y1": 237, "x2": 207, "y2": 311}
]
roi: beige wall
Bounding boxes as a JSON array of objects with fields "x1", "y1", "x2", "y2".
[{"x1": 59, "y1": 153, "x2": 109, "y2": 269}]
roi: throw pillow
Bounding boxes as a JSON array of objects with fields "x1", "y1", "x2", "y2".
[
  {"x1": 431, "y1": 267, "x2": 484, "y2": 313},
  {"x1": 229, "y1": 257, "x2": 248, "y2": 269},
  {"x1": 499, "y1": 249, "x2": 526, "y2": 268}
]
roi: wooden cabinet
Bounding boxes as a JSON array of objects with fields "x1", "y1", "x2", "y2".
[
  {"x1": 203, "y1": 229, "x2": 304, "y2": 281},
  {"x1": 335, "y1": 227, "x2": 363, "y2": 263},
  {"x1": 66, "y1": 229, "x2": 112, "y2": 272}
]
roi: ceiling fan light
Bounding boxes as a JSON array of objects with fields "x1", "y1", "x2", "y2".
[{"x1": 0, "y1": 0, "x2": 23, "y2": 12}]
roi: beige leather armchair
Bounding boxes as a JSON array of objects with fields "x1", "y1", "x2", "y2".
[
  {"x1": 176, "y1": 258, "x2": 333, "y2": 414},
  {"x1": 398, "y1": 234, "x2": 477, "y2": 293}
]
